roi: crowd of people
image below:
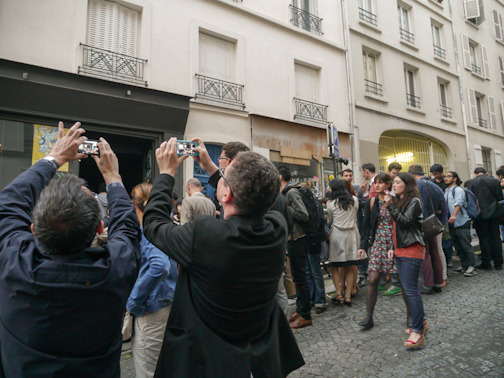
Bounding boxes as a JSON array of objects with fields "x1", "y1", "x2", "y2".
[{"x1": 0, "y1": 120, "x2": 502, "y2": 376}]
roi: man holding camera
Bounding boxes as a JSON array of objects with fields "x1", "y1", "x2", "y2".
[
  {"x1": 0, "y1": 122, "x2": 141, "y2": 377},
  {"x1": 142, "y1": 138, "x2": 304, "y2": 377}
]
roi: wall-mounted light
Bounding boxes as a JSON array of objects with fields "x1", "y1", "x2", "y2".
[
  {"x1": 126, "y1": 90, "x2": 132, "y2": 96},
  {"x1": 22, "y1": 73, "x2": 28, "y2": 80}
]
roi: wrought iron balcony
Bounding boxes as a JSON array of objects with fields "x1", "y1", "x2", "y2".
[
  {"x1": 365, "y1": 79, "x2": 383, "y2": 96},
  {"x1": 478, "y1": 118, "x2": 487, "y2": 127},
  {"x1": 406, "y1": 93, "x2": 421, "y2": 108},
  {"x1": 440, "y1": 104, "x2": 452, "y2": 118},
  {"x1": 358, "y1": 7, "x2": 377, "y2": 26},
  {"x1": 293, "y1": 98, "x2": 328, "y2": 123},
  {"x1": 289, "y1": 5, "x2": 323, "y2": 35},
  {"x1": 433, "y1": 45, "x2": 446, "y2": 59},
  {"x1": 471, "y1": 64, "x2": 481, "y2": 75},
  {"x1": 78, "y1": 43, "x2": 147, "y2": 87},
  {"x1": 399, "y1": 28, "x2": 415, "y2": 44},
  {"x1": 195, "y1": 74, "x2": 245, "y2": 108}
]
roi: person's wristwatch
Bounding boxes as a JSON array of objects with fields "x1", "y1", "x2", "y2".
[{"x1": 42, "y1": 156, "x2": 61, "y2": 169}]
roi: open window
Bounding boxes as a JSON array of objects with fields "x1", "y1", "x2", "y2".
[{"x1": 464, "y1": 0, "x2": 485, "y2": 26}]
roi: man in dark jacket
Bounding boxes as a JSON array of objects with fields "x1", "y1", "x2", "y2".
[
  {"x1": 466, "y1": 167, "x2": 504, "y2": 270},
  {"x1": 409, "y1": 165, "x2": 448, "y2": 294},
  {"x1": 0, "y1": 122, "x2": 141, "y2": 377},
  {"x1": 143, "y1": 138, "x2": 304, "y2": 377}
]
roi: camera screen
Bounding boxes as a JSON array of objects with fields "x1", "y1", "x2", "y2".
[{"x1": 176, "y1": 142, "x2": 195, "y2": 155}]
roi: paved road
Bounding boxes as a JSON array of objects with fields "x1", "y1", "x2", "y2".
[{"x1": 120, "y1": 263, "x2": 504, "y2": 377}]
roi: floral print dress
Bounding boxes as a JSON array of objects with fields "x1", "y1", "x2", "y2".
[{"x1": 368, "y1": 199, "x2": 397, "y2": 273}]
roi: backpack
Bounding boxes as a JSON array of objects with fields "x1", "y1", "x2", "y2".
[
  {"x1": 297, "y1": 187, "x2": 326, "y2": 241},
  {"x1": 451, "y1": 186, "x2": 480, "y2": 221}
]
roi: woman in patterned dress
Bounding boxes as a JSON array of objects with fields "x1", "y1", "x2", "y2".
[{"x1": 357, "y1": 173, "x2": 395, "y2": 328}]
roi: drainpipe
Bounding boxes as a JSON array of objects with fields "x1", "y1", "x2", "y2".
[
  {"x1": 340, "y1": 0, "x2": 360, "y2": 181},
  {"x1": 449, "y1": 0, "x2": 473, "y2": 177}
]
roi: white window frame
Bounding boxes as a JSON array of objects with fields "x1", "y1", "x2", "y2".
[
  {"x1": 464, "y1": 0, "x2": 480, "y2": 19},
  {"x1": 295, "y1": 62, "x2": 320, "y2": 103},
  {"x1": 467, "y1": 88, "x2": 478, "y2": 124},
  {"x1": 493, "y1": 9, "x2": 504, "y2": 41},
  {"x1": 499, "y1": 56, "x2": 504, "y2": 85},
  {"x1": 488, "y1": 96, "x2": 497, "y2": 131},
  {"x1": 199, "y1": 32, "x2": 236, "y2": 83},
  {"x1": 293, "y1": 0, "x2": 318, "y2": 16},
  {"x1": 495, "y1": 149, "x2": 503, "y2": 168},
  {"x1": 474, "y1": 144, "x2": 484, "y2": 166},
  {"x1": 404, "y1": 66, "x2": 420, "y2": 108},
  {"x1": 359, "y1": 0, "x2": 374, "y2": 13}
]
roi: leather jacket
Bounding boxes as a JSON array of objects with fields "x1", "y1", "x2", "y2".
[
  {"x1": 388, "y1": 197, "x2": 425, "y2": 249},
  {"x1": 359, "y1": 197, "x2": 380, "y2": 250}
]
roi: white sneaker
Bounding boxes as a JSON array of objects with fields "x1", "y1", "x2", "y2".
[{"x1": 464, "y1": 266, "x2": 477, "y2": 277}]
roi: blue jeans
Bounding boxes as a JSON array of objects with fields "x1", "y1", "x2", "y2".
[
  {"x1": 395, "y1": 256, "x2": 425, "y2": 334},
  {"x1": 306, "y1": 252, "x2": 327, "y2": 306},
  {"x1": 358, "y1": 258, "x2": 368, "y2": 277}
]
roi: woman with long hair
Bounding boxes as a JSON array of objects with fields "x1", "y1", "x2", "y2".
[
  {"x1": 382, "y1": 172, "x2": 427, "y2": 348},
  {"x1": 127, "y1": 182, "x2": 178, "y2": 377},
  {"x1": 357, "y1": 173, "x2": 396, "y2": 328},
  {"x1": 326, "y1": 179, "x2": 361, "y2": 306}
]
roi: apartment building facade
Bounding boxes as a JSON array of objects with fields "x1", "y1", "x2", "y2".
[{"x1": 0, "y1": 0, "x2": 351, "y2": 197}]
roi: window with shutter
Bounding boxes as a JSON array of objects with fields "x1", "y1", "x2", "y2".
[
  {"x1": 467, "y1": 88, "x2": 478, "y2": 124},
  {"x1": 464, "y1": 0, "x2": 480, "y2": 20},
  {"x1": 461, "y1": 34, "x2": 472, "y2": 70},
  {"x1": 295, "y1": 63, "x2": 319, "y2": 103},
  {"x1": 474, "y1": 144, "x2": 483, "y2": 166},
  {"x1": 501, "y1": 100, "x2": 504, "y2": 131},
  {"x1": 488, "y1": 96, "x2": 497, "y2": 131},
  {"x1": 481, "y1": 45, "x2": 490, "y2": 79},
  {"x1": 199, "y1": 33, "x2": 235, "y2": 82},
  {"x1": 493, "y1": 10, "x2": 504, "y2": 41},
  {"x1": 494, "y1": 149, "x2": 503, "y2": 168}
]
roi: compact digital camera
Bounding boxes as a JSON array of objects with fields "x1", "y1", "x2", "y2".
[
  {"x1": 78, "y1": 140, "x2": 100, "y2": 156},
  {"x1": 176, "y1": 140, "x2": 199, "y2": 156}
]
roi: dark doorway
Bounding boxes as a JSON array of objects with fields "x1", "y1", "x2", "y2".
[{"x1": 79, "y1": 130, "x2": 155, "y2": 194}]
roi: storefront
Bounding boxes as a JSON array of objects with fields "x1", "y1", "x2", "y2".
[{"x1": 0, "y1": 59, "x2": 190, "y2": 193}]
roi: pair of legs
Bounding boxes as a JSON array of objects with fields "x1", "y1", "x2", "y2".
[
  {"x1": 287, "y1": 236, "x2": 312, "y2": 320},
  {"x1": 331, "y1": 265, "x2": 356, "y2": 304},
  {"x1": 396, "y1": 257, "x2": 425, "y2": 343},
  {"x1": 306, "y1": 250, "x2": 327, "y2": 309},
  {"x1": 421, "y1": 237, "x2": 443, "y2": 289},
  {"x1": 474, "y1": 218, "x2": 503, "y2": 268},
  {"x1": 449, "y1": 221, "x2": 476, "y2": 270}
]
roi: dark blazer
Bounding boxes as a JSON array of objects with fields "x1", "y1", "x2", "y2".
[
  {"x1": 359, "y1": 197, "x2": 380, "y2": 250},
  {"x1": 0, "y1": 161, "x2": 141, "y2": 378},
  {"x1": 466, "y1": 174, "x2": 504, "y2": 220},
  {"x1": 143, "y1": 174, "x2": 304, "y2": 378}
]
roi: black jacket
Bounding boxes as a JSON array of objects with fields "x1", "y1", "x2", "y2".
[
  {"x1": 143, "y1": 174, "x2": 304, "y2": 377},
  {"x1": 388, "y1": 197, "x2": 425, "y2": 249},
  {"x1": 359, "y1": 197, "x2": 380, "y2": 250},
  {"x1": 465, "y1": 175, "x2": 504, "y2": 220}
]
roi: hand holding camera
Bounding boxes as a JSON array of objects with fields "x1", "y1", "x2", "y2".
[{"x1": 156, "y1": 138, "x2": 189, "y2": 177}]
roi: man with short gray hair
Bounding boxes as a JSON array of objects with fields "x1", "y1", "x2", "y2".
[
  {"x1": 181, "y1": 177, "x2": 216, "y2": 224},
  {"x1": 0, "y1": 122, "x2": 141, "y2": 377}
]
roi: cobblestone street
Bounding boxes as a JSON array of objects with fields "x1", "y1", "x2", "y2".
[{"x1": 121, "y1": 262, "x2": 504, "y2": 377}]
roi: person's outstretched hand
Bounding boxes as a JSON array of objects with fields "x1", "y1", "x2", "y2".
[
  {"x1": 48, "y1": 121, "x2": 87, "y2": 166},
  {"x1": 156, "y1": 137, "x2": 188, "y2": 177},
  {"x1": 93, "y1": 137, "x2": 122, "y2": 185},
  {"x1": 192, "y1": 137, "x2": 218, "y2": 176}
]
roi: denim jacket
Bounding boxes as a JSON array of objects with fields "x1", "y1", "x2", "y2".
[{"x1": 127, "y1": 227, "x2": 178, "y2": 316}]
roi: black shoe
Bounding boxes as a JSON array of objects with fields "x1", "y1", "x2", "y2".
[
  {"x1": 420, "y1": 287, "x2": 434, "y2": 295},
  {"x1": 495, "y1": 265, "x2": 503, "y2": 271},
  {"x1": 359, "y1": 319, "x2": 374, "y2": 329},
  {"x1": 314, "y1": 306, "x2": 326, "y2": 315},
  {"x1": 476, "y1": 264, "x2": 492, "y2": 271},
  {"x1": 433, "y1": 287, "x2": 442, "y2": 293}
]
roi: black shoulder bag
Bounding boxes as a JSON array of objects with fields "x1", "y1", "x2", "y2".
[{"x1": 421, "y1": 182, "x2": 444, "y2": 241}]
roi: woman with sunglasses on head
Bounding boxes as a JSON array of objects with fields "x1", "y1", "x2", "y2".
[
  {"x1": 382, "y1": 172, "x2": 427, "y2": 348},
  {"x1": 357, "y1": 173, "x2": 396, "y2": 329}
]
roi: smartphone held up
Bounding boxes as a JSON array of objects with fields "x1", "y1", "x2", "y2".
[
  {"x1": 176, "y1": 140, "x2": 199, "y2": 156},
  {"x1": 78, "y1": 140, "x2": 100, "y2": 156}
]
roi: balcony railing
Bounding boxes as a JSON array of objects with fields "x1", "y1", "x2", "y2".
[
  {"x1": 406, "y1": 93, "x2": 421, "y2": 108},
  {"x1": 399, "y1": 28, "x2": 415, "y2": 44},
  {"x1": 195, "y1": 74, "x2": 245, "y2": 108},
  {"x1": 433, "y1": 45, "x2": 446, "y2": 59},
  {"x1": 478, "y1": 118, "x2": 487, "y2": 127},
  {"x1": 294, "y1": 98, "x2": 328, "y2": 123},
  {"x1": 440, "y1": 104, "x2": 452, "y2": 118},
  {"x1": 290, "y1": 5, "x2": 323, "y2": 35},
  {"x1": 358, "y1": 7, "x2": 377, "y2": 26},
  {"x1": 471, "y1": 64, "x2": 481, "y2": 75},
  {"x1": 78, "y1": 43, "x2": 147, "y2": 87},
  {"x1": 365, "y1": 79, "x2": 383, "y2": 96}
]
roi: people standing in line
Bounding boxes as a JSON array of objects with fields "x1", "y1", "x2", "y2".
[
  {"x1": 358, "y1": 173, "x2": 397, "y2": 329},
  {"x1": 388, "y1": 162, "x2": 402, "y2": 181},
  {"x1": 430, "y1": 164, "x2": 449, "y2": 192},
  {"x1": 301, "y1": 181, "x2": 328, "y2": 315},
  {"x1": 497, "y1": 168, "x2": 504, "y2": 241},
  {"x1": 360, "y1": 163, "x2": 378, "y2": 200},
  {"x1": 443, "y1": 172, "x2": 477, "y2": 277},
  {"x1": 326, "y1": 179, "x2": 361, "y2": 306},
  {"x1": 408, "y1": 165, "x2": 448, "y2": 295},
  {"x1": 278, "y1": 166, "x2": 313, "y2": 329},
  {"x1": 143, "y1": 138, "x2": 304, "y2": 377},
  {"x1": 180, "y1": 178, "x2": 216, "y2": 225},
  {"x1": 382, "y1": 173, "x2": 427, "y2": 348},
  {"x1": 127, "y1": 183, "x2": 178, "y2": 378},
  {"x1": 0, "y1": 122, "x2": 141, "y2": 376},
  {"x1": 466, "y1": 167, "x2": 504, "y2": 270}
]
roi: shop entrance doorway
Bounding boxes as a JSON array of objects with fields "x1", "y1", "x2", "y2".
[{"x1": 78, "y1": 130, "x2": 155, "y2": 194}]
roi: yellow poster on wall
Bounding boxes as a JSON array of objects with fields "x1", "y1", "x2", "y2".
[{"x1": 32, "y1": 125, "x2": 69, "y2": 172}]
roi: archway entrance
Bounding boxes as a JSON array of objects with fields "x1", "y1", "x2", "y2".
[{"x1": 378, "y1": 131, "x2": 449, "y2": 174}]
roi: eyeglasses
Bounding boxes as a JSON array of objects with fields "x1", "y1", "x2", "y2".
[
  {"x1": 445, "y1": 175, "x2": 454, "y2": 178},
  {"x1": 218, "y1": 167, "x2": 233, "y2": 195},
  {"x1": 218, "y1": 156, "x2": 230, "y2": 161}
]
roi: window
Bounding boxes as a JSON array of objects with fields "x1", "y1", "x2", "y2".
[
  {"x1": 482, "y1": 147, "x2": 492, "y2": 172},
  {"x1": 363, "y1": 51, "x2": 382, "y2": 96},
  {"x1": 461, "y1": 35, "x2": 489, "y2": 78},
  {"x1": 290, "y1": 0, "x2": 322, "y2": 35},
  {"x1": 494, "y1": 10, "x2": 504, "y2": 42},
  {"x1": 404, "y1": 67, "x2": 420, "y2": 108},
  {"x1": 431, "y1": 23, "x2": 446, "y2": 59},
  {"x1": 499, "y1": 57, "x2": 504, "y2": 85},
  {"x1": 488, "y1": 96, "x2": 497, "y2": 131},
  {"x1": 468, "y1": 89, "x2": 490, "y2": 128},
  {"x1": 439, "y1": 80, "x2": 451, "y2": 118},
  {"x1": 359, "y1": 0, "x2": 377, "y2": 26},
  {"x1": 294, "y1": 63, "x2": 327, "y2": 122},
  {"x1": 398, "y1": 5, "x2": 414, "y2": 43},
  {"x1": 464, "y1": 0, "x2": 485, "y2": 25}
]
